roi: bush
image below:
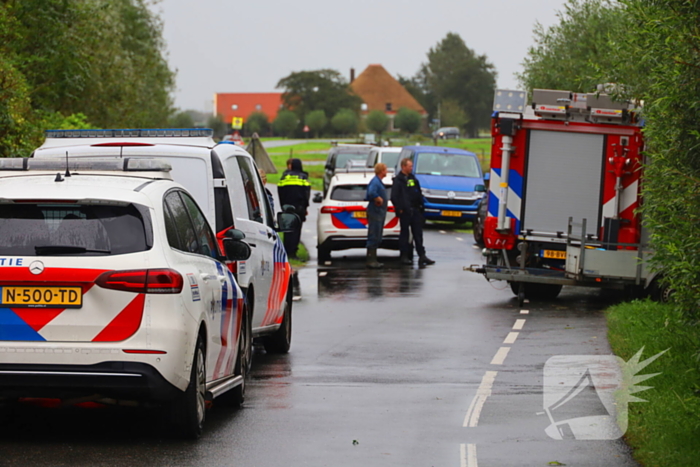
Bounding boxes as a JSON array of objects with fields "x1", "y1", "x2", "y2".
[
  {"x1": 394, "y1": 107, "x2": 422, "y2": 134},
  {"x1": 246, "y1": 111, "x2": 270, "y2": 135},
  {"x1": 331, "y1": 108, "x2": 359, "y2": 135},
  {"x1": 273, "y1": 110, "x2": 299, "y2": 137},
  {"x1": 305, "y1": 110, "x2": 327, "y2": 137},
  {"x1": 365, "y1": 110, "x2": 389, "y2": 136}
]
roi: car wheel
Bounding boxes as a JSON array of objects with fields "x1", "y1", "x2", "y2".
[
  {"x1": 171, "y1": 334, "x2": 206, "y2": 439},
  {"x1": 263, "y1": 281, "x2": 292, "y2": 354},
  {"x1": 649, "y1": 276, "x2": 674, "y2": 302},
  {"x1": 317, "y1": 245, "x2": 331, "y2": 262}
]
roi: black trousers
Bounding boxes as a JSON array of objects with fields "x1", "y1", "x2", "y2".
[
  {"x1": 398, "y1": 209, "x2": 425, "y2": 257},
  {"x1": 283, "y1": 207, "x2": 305, "y2": 258}
]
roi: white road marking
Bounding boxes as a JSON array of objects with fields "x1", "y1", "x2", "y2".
[
  {"x1": 460, "y1": 443, "x2": 478, "y2": 467},
  {"x1": 472, "y1": 244, "x2": 480, "y2": 249},
  {"x1": 490, "y1": 347, "x2": 510, "y2": 365},
  {"x1": 456, "y1": 237, "x2": 464, "y2": 241},
  {"x1": 513, "y1": 319, "x2": 526, "y2": 330},
  {"x1": 439, "y1": 230, "x2": 447, "y2": 234},
  {"x1": 463, "y1": 371, "x2": 497, "y2": 427},
  {"x1": 318, "y1": 271, "x2": 327, "y2": 277},
  {"x1": 520, "y1": 309, "x2": 529, "y2": 314},
  {"x1": 504, "y1": 332, "x2": 519, "y2": 344}
]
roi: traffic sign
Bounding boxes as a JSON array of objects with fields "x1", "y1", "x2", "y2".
[
  {"x1": 303, "y1": 125, "x2": 310, "y2": 133},
  {"x1": 232, "y1": 117, "x2": 244, "y2": 130}
]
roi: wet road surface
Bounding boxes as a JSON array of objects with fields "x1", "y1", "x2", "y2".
[{"x1": 0, "y1": 217, "x2": 638, "y2": 466}]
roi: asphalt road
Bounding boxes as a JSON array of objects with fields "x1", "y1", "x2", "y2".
[{"x1": 0, "y1": 204, "x2": 639, "y2": 467}]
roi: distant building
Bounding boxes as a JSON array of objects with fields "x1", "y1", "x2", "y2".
[
  {"x1": 350, "y1": 64, "x2": 427, "y2": 131},
  {"x1": 213, "y1": 92, "x2": 283, "y2": 126}
]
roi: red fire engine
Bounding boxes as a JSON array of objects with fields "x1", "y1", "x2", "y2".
[{"x1": 469, "y1": 88, "x2": 665, "y2": 305}]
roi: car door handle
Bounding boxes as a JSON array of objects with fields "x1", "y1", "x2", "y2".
[
  {"x1": 217, "y1": 275, "x2": 227, "y2": 284},
  {"x1": 200, "y1": 273, "x2": 217, "y2": 282}
]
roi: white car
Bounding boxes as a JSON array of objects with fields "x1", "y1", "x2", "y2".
[
  {"x1": 366, "y1": 146, "x2": 402, "y2": 170},
  {"x1": 316, "y1": 171, "x2": 400, "y2": 261},
  {"x1": 0, "y1": 158, "x2": 251, "y2": 438},
  {"x1": 33, "y1": 129, "x2": 294, "y2": 358}
]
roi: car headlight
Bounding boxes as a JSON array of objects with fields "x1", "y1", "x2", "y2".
[{"x1": 422, "y1": 188, "x2": 431, "y2": 195}]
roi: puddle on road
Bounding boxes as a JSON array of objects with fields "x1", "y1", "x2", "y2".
[{"x1": 316, "y1": 259, "x2": 424, "y2": 300}]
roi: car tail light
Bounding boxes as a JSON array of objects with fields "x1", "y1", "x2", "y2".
[
  {"x1": 96, "y1": 269, "x2": 183, "y2": 294},
  {"x1": 321, "y1": 206, "x2": 345, "y2": 214}
]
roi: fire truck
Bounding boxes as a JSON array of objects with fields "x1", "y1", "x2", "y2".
[{"x1": 468, "y1": 88, "x2": 665, "y2": 305}]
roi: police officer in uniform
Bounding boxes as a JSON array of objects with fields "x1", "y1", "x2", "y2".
[
  {"x1": 391, "y1": 157, "x2": 435, "y2": 266},
  {"x1": 277, "y1": 158, "x2": 311, "y2": 259}
]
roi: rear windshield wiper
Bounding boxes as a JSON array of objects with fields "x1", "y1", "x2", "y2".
[{"x1": 34, "y1": 245, "x2": 111, "y2": 255}]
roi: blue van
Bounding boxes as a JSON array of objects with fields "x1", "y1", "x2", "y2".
[{"x1": 396, "y1": 145, "x2": 486, "y2": 222}]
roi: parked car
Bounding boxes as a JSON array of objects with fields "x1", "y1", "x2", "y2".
[
  {"x1": 366, "y1": 147, "x2": 402, "y2": 170},
  {"x1": 316, "y1": 171, "x2": 399, "y2": 262},
  {"x1": 322, "y1": 144, "x2": 374, "y2": 195},
  {"x1": 0, "y1": 157, "x2": 252, "y2": 438},
  {"x1": 33, "y1": 129, "x2": 295, "y2": 358},
  {"x1": 432, "y1": 127, "x2": 461, "y2": 139},
  {"x1": 396, "y1": 145, "x2": 486, "y2": 223}
]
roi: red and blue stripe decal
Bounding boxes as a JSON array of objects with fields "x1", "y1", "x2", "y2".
[{"x1": 262, "y1": 238, "x2": 291, "y2": 327}]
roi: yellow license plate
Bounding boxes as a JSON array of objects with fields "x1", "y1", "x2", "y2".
[
  {"x1": 543, "y1": 250, "x2": 566, "y2": 260},
  {"x1": 352, "y1": 211, "x2": 367, "y2": 218},
  {"x1": 441, "y1": 210, "x2": 462, "y2": 217},
  {"x1": 1, "y1": 286, "x2": 82, "y2": 308}
]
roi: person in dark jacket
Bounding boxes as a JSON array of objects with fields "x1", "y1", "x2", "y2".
[
  {"x1": 277, "y1": 158, "x2": 311, "y2": 259},
  {"x1": 391, "y1": 158, "x2": 435, "y2": 266}
]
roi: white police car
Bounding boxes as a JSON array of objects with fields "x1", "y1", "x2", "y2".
[
  {"x1": 0, "y1": 158, "x2": 251, "y2": 438},
  {"x1": 33, "y1": 129, "x2": 294, "y2": 359},
  {"x1": 316, "y1": 171, "x2": 399, "y2": 261}
]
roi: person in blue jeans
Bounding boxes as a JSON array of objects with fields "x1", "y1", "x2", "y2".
[{"x1": 365, "y1": 163, "x2": 388, "y2": 269}]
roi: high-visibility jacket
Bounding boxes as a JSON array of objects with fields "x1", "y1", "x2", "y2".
[{"x1": 277, "y1": 171, "x2": 311, "y2": 221}]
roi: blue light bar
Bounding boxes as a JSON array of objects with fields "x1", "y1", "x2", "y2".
[
  {"x1": 0, "y1": 158, "x2": 172, "y2": 173},
  {"x1": 45, "y1": 128, "x2": 214, "y2": 138}
]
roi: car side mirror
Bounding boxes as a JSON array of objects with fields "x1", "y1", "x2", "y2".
[
  {"x1": 475, "y1": 184, "x2": 486, "y2": 193},
  {"x1": 225, "y1": 228, "x2": 246, "y2": 241},
  {"x1": 277, "y1": 210, "x2": 300, "y2": 233},
  {"x1": 312, "y1": 192, "x2": 323, "y2": 203},
  {"x1": 223, "y1": 238, "x2": 251, "y2": 261}
]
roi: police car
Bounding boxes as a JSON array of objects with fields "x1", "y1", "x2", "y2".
[
  {"x1": 0, "y1": 158, "x2": 251, "y2": 438},
  {"x1": 33, "y1": 129, "x2": 294, "y2": 359},
  {"x1": 316, "y1": 171, "x2": 399, "y2": 262}
]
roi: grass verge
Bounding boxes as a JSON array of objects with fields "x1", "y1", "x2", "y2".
[
  {"x1": 606, "y1": 299, "x2": 700, "y2": 466},
  {"x1": 287, "y1": 241, "x2": 309, "y2": 268}
]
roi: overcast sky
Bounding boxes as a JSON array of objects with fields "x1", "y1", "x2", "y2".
[{"x1": 151, "y1": 0, "x2": 568, "y2": 112}]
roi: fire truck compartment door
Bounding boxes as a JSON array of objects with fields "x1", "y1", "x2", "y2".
[
  {"x1": 523, "y1": 130, "x2": 604, "y2": 237},
  {"x1": 566, "y1": 245, "x2": 640, "y2": 279}
]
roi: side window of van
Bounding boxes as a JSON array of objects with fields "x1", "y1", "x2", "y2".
[{"x1": 236, "y1": 156, "x2": 264, "y2": 224}]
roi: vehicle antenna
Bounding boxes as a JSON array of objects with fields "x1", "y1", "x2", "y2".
[{"x1": 64, "y1": 151, "x2": 71, "y2": 177}]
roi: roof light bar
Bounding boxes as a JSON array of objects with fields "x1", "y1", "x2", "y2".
[
  {"x1": 0, "y1": 158, "x2": 172, "y2": 173},
  {"x1": 45, "y1": 128, "x2": 214, "y2": 138}
]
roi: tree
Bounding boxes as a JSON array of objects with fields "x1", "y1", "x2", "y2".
[
  {"x1": 421, "y1": 33, "x2": 497, "y2": 137},
  {"x1": 273, "y1": 110, "x2": 299, "y2": 137},
  {"x1": 394, "y1": 107, "x2": 422, "y2": 134},
  {"x1": 365, "y1": 110, "x2": 389, "y2": 140},
  {"x1": 207, "y1": 114, "x2": 228, "y2": 140},
  {"x1": 277, "y1": 69, "x2": 362, "y2": 134},
  {"x1": 331, "y1": 108, "x2": 359, "y2": 135},
  {"x1": 305, "y1": 110, "x2": 327, "y2": 138},
  {"x1": 246, "y1": 111, "x2": 270, "y2": 135},
  {"x1": 517, "y1": 0, "x2": 628, "y2": 93},
  {"x1": 169, "y1": 111, "x2": 195, "y2": 128},
  {"x1": 440, "y1": 100, "x2": 468, "y2": 129}
]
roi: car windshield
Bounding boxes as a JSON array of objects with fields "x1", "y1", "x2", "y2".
[
  {"x1": 0, "y1": 203, "x2": 151, "y2": 256},
  {"x1": 381, "y1": 152, "x2": 401, "y2": 169},
  {"x1": 331, "y1": 184, "x2": 392, "y2": 202},
  {"x1": 335, "y1": 152, "x2": 369, "y2": 168},
  {"x1": 415, "y1": 153, "x2": 480, "y2": 177}
]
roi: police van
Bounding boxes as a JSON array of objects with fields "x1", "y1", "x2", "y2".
[
  {"x1": 0, "y1": 158, "x2": 252, "y2": 438},
  {"x1": 33, "y1": 129, "x2": 294, "y2": 358}
]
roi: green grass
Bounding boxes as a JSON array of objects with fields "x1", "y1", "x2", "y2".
[
  {"x1": 606, "y1": 300, "x2": 700, "y2": 466},
  {"x1": 287, "y1": 241, "x2": 309, "y2": 268},
  {"x1": 266, "y1": 141, "x2": 333, "y2": 155}
]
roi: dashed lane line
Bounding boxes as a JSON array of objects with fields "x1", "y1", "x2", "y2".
[
  {"x1": 490, "y1": 346, "x2": 510, "y2": 365},
  {"x1": 520, "y1": 309, "x2": 529, "y2": 314},
  {"x1": 513, "y1": 319, "x2": 526, "y2": 330},
  {"x1": 463, "y1": 370, "x2": 498, "y2": 427},
  {"x1": 460, "y1": 443, "x2": 478, "y2": 467},
  {"x1": 503, "y1": 332, "x2": 519, "y2": 344}
]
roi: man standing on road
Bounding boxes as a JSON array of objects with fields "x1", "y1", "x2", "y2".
[
  {"x1": 365, "y1": 163, "x2": 388, "y2": 269},
  {"x1": 277, "y1": 158, "x2": 310, "y2": 259},
  {"x1": 391, "y1": 158, "x2": 435, "y2": 266}
]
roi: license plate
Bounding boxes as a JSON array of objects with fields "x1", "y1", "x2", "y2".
[
  {"x1": 1, "y1": 286, "x2": 82, "y2": 308},
  {"x1": 352, "y1": 211, "x2": 367, "y2": 218},
  {"x1": 543, "y1": 250, "x2": 566, "y2": 260},
  {"x1": 441, "y1": 210, "x2": 462, "y2": 217}
]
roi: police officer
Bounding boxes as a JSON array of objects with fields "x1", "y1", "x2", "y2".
[
  {"x1": 391, "y1": 157, "x2": 435, "y2": 266},
  {"x1": 277, "y1": 158, "x2": 311, "y2": 259}
]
